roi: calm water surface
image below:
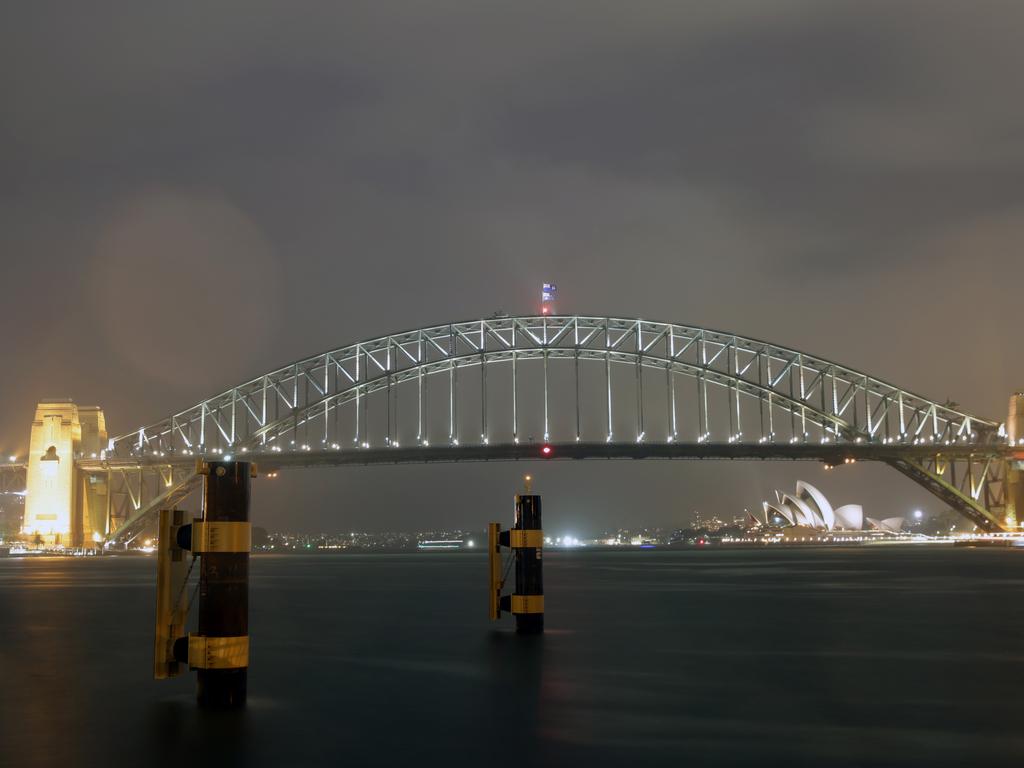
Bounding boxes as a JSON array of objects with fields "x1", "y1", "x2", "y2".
[{"x1": 2, "y1": 547, "x2": 1024, "y2": 767}]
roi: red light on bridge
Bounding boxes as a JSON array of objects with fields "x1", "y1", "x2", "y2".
[{"x1": 541, "y1": 444, "x2": 553, "y2": 456}]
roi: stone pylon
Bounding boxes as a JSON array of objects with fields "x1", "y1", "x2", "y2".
[
  {"x1": 22, "y1": 400, "x2": 107, "y2": 547},
  {"x1": 1005, "y1": 393, "x2": 1024, "y2": 530}
]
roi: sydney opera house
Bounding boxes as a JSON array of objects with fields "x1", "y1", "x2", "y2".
[{"x1": 755, "y1": 481, "x2": 904, "y2": 533}]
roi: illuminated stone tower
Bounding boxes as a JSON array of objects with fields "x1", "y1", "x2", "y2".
[
  {"x1": 22, "y1": 400, "x2": 107, "y2": 547},
  {"x1": 1006, "y1": 393, "x2": 1024, "y2": 530},
  {"x1": 76, "y1": 406, "x2": 108, "y2": 545}
]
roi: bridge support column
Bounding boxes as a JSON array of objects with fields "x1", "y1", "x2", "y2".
[
  {"x1": 166, "y1": 460, "x2": 252, "y2": 708},
  {"x1": 1006, "y1": 393, "x2": 1024, "y2": 529},
  {"x1": 490, "y1": 486, "x2": 544, "y2": 634},
  {"x1": 194, "y1": 461, "x2": 251, "y2": 706},
  {"x1": 511, "y1": 494, "x2": 544, "y2": 634},
  {"x1": 153, "y1": 508, "x2": 188, "y2": 679}
]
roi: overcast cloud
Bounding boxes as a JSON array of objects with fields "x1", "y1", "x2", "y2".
[{"x1": 2, "y1": 2, "x2": 1022, "y2": 533}]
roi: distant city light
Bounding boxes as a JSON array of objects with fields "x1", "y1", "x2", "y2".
[
  {"x1": 913, "y1": 510, "x2": 924, "y2": 520},
  {"x1": 541, "y1": 445, "x2": 552, "y2": 456}
]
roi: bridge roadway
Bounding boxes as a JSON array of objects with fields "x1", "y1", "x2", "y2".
[{"x1": 77, "y1": 441, "x2": 1008, "y2": 471}]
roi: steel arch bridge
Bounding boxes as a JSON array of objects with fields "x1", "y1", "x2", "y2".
[{"x1": 73, "y1": 315, "x2": 1015, "y2": 544}]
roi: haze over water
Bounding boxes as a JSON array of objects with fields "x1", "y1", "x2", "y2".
[{"x1": 2, "y1": 547, "x2": 1024, "y2": 767}]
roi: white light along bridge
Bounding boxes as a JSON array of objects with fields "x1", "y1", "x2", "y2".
[{"x1": 5, "y1": 315, "x2": 1023, "y2": 546}]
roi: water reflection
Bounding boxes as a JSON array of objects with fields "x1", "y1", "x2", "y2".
[{"x1": 2, "y1": 549, "x2": 1024, "y2": 766}]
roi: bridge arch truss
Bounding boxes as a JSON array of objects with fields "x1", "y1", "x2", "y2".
[{"x1": 93, "y1": 316, "x2": 1010, "y2": 541}]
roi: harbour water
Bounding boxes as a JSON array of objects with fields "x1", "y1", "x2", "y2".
[{"x1": 2, "y1": 547, "x2": 1024, "y2": 767}]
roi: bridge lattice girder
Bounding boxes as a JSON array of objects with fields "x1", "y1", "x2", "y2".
[{"x1": 90, "y1": 316, "x2": 1011, "y2": 541}]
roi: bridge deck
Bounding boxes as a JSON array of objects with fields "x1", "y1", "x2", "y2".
[{"x1": 75, "y1": 442, "x2": 1009, "y2": 472}]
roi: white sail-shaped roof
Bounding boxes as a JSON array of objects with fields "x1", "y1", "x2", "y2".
[
  {"x1": 866, "y1": 517, "x2": 903, "y2": 533},
  {"x1": 782, "y1": 493, "x2": 824, "y2": 528},
  {"x1": 833, "y1": 504, "x2": 864, "y2": 530},
  {"x1": 761, "y1": 482, "x2": 869, "y2": 532},
  {"x1": 763, "y1": 501, "x2": 794, "y2": 526},
  {"x1": 796, "y1": 481, "x2": 835, "y2": 530}
]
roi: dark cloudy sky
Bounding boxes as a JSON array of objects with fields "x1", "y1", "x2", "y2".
[{"x1": 2, "y1": 2, "x2": 1023, "y2": 534}]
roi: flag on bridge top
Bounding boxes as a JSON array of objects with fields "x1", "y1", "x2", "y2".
[{"x1": 542, "y1": 283, "x2": 557, "y2": 302}]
